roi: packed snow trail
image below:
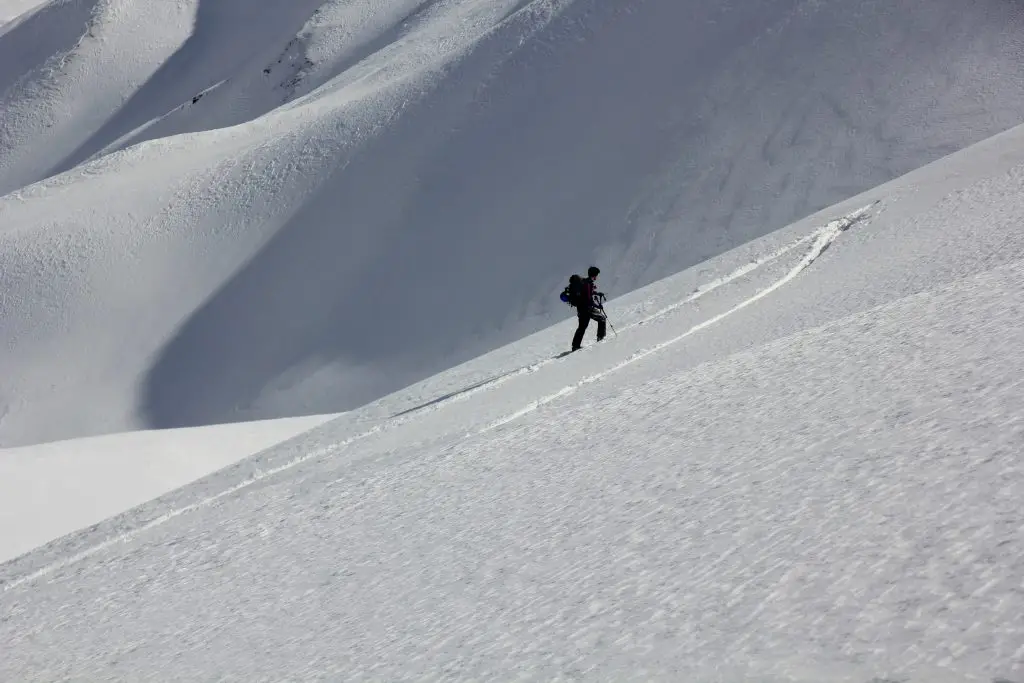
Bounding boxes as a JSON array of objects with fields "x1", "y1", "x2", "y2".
[
  {"x1": 390, "y1": 204, "x2": 874, "y2": 421},
  {"x1": 0, "y1": 204, "x2": 874, "y2": 591},
  {"x1": 475, "y1": 204, "x2": 876, "y2": 434}
]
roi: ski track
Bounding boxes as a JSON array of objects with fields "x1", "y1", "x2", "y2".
[
  {"x1": 1, "y1": 203, "x2": 876, "y2": 592},
  {"x1": 387, "y1": 211, "x2": 853, "y2": 420},
  {"x1": 475, "y1": 203, "x2": 877, "y2": 435}
]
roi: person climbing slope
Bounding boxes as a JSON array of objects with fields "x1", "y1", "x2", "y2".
[{"x1": 569, "y1": 266, "x2": 606, "y2": 351}]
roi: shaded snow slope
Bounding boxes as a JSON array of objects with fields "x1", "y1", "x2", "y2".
[
  {"x1": 4, "y1": 121, "x2": 1024, "y2": 681},
  {"x1": 0, "y1": 412, "x2": 338, "y2": 564},
  {"x1": 0, "y1": 0, "x2": 196, "y2": 190},
  {"x1": 2, "y1": 0, "x2": 1024, "y2": 447}
]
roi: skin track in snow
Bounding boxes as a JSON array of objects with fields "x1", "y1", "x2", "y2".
[{"x1": 0, "y1": 203, "x2": 878, "y2": 591}]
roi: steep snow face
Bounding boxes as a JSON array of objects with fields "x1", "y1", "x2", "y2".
[
  {"x1": 2, "y1": 0, "x2": 1024, "y2": 446},
  {"x1": 0, "y1": 0, "x2": 197, "y2": 191}
]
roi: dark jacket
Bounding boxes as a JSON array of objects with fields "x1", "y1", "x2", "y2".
[{"x1": 578, "y1": 277, "x2": 605, "y2": 314}]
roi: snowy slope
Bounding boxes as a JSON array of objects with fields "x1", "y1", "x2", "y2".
[
  {"x1": 0, "y1": 412, "x2": 337, "y2": 564},
  {"x1": 3, "y1": 121, "x2": 1024, "y2": 682},
  {"x1": 0, "y1": 0, "x2": 41, "y2": 25},
  {"x1": 3, "y1": 0, "x2": 1024, "y2": 447}
]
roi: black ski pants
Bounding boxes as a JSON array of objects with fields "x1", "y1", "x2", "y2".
[{"x1": 572, "y1": 308, "x2": 606, "y2": 350}]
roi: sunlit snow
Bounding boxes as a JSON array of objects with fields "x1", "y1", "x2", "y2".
[{"x1": 2, "y1": 0, "x2": 1024, "y2": 680}]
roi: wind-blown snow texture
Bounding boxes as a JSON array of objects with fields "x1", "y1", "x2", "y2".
[
  {"x1": 2, "y1": 0, "x2": 1024, "y2": 446},
  {"x1": 3, "y1": 119, "x2": 1024, "y2": 681}
]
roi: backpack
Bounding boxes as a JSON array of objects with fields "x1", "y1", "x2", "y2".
[{"x1": 560, "y1": 274, "x2": 585, "y2": 307}]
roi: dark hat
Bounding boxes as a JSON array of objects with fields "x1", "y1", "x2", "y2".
[{"x1": 587, "y1": 266, "x2": 600, "y2": 277}]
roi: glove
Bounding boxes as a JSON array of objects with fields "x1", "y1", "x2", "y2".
[{"x1": 597, "y1": 292, "x2": 606, "y2": 302}]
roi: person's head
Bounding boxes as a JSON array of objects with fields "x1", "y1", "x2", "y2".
[{"x1": 588, "y1": 266, "x2": 600, "y2": 279}]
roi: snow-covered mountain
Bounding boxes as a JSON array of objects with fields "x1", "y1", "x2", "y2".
[
  {"x1": 3, "y1": 0, "x2": 1024, "y2": 447},
  {"x1": 3, "y1": 118, "x2": 1024, "y2": 681},
  {"x1": 3, "y1": 0, "x2": 1024, "y2": 677}
]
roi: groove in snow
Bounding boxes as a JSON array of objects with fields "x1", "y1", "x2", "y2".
[{"x1": 1, "y1": 203, "x2": 876, "y2": 591}]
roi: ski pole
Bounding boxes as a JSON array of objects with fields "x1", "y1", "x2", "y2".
[{"x1": 603, "y1": 307, "x2": 617, "y2": 337}]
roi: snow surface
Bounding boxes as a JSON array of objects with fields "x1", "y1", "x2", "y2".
[
  {"x1": 0, "y1": 412, "x2": 337, "y2": 564},
  {"x1": 3, "y1": 0, "x2": 1024, "y2": 446},
  {"x1": 0, "y1": 0, "x2": 44, "y2": 25},
  {"x1": 3, "y1": 121, "x2": 1024, "y2": 681}
]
